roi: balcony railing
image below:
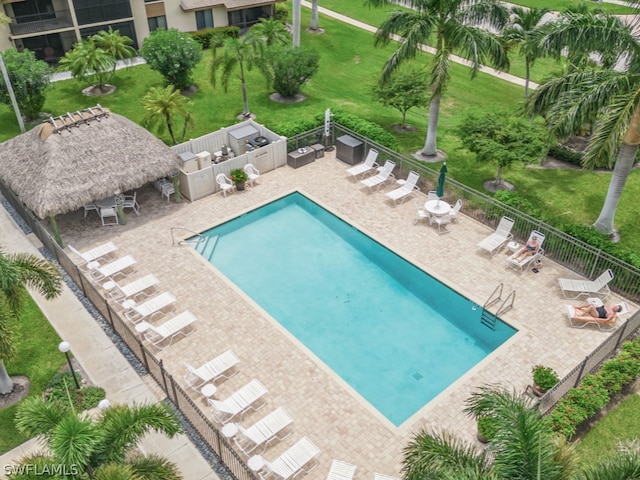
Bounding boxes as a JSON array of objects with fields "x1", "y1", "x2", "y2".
[{"x1": 9, "y1": 9, "x2": 74, "y2": 35}]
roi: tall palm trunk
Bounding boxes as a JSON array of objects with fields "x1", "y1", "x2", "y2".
[
  {"x1": 422, "y1": 94, "x2": 441, "y2": 156},
  {"x1": 239, "y1": 60, "x2": 250, "y2": 117},
  {"x1": 164, "y1": 113, "x2": 177, "y2": 145},
  {"x1": 0, "y1": 360, "x2": 14, "y2": 394},
  {"x1": 292, "y1": 0, "x2": 301, "y2": 46},
  {"x1": 310, "y1": 0, "x2": 319, "y2": 30},
  {"x1": 524, "y1": 60, "x2": 531, "y2": 98}
]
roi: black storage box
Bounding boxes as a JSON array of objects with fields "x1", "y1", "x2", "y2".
[{"x1": 336, "y1": 135, "x2": 364, "y2": 165}]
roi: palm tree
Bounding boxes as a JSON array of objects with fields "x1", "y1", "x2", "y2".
[
  {"x1": 91, "y1": 27, "x2": 137, "y2": 75},
  {"x1": 502, "y1": 6, "x2": 549, "y2": 98},
  {"x1": 0, "y1": 248, "x2": 62, "y2": 394},
  {"x1": 14, "y1": 396, "x2": 182, "y2": 479},
  {"x1": 365, "y1": 0, "x2": 509, "y2": 157},
  {"x1": 246, "y1": 18, "x2": 290, "y2": 47},
  {"x1": 292, "y1": 0, "x2": 301, "y2": 46},
  {"x1": 403, "y1": 385, "x2": 640, "y2": 479},
  {"x1": 526, "y1": 11, "x2": 640, "y2": 237},
  {"x1": 141, "y1": 85, "x2": 194, "y2": 145},
  {"x1": 57, "y1": 39, "x2": 116, "y2": 93},
  {"x1": 310, "y1": 0, "x2": 320, "y2": 31},
  {"x1": 211, "y1": 36, "x2": 258, "y2": 118}
]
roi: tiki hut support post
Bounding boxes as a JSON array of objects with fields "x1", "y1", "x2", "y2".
[
  {"x1": 115, "y1": 192, "x2": 127, "y2": 225},
  {"x1": 49, "y1": 215, "x2": 63, "y2": 248},
  {"x1": 171, "y1": 171, "x2": 181, "y2": 203}
]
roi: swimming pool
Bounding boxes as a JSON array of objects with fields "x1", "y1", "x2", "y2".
[{"x1": 191, "y1": 192, "x2": 516, "y2": 426}]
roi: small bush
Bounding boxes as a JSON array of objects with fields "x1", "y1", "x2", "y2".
[
  {"x1": 561, "y1": 224, "x2": 640, "y2": 269},
  {"x1": 274, "y1": 4, "x2": 289, "y2": 23},
  {"x1": 44, "y1": 372, "x2": 106, "y2": 411},
  {"x1": 315, "y1": 110, "x2": 400, "y2": 150},
  {"x1": 271, "y1": 119, "x2": 321, "y2": 138},
  {"x1": 493, "y1": 190, "x2": 542, "y2": 219},
  {"x1": 548, "y1": 144, "x2": 584, "y2": 166},
  {"x1": 532, "y1": 365, "x2": 559, "y2": 391}
]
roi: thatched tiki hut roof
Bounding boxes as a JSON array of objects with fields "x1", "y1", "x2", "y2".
[{"x1": 0, "y1": 106, "x2": 181, "y2": 220}]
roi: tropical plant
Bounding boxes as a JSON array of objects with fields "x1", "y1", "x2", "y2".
[
  {"x1": 0, "y1": 247, "x2": 62, "y2": 394},
  {"x1": 263, "y1": 45, "x2": 320, "y2": 98},
  {"x1": 458, "y1": 111, "x2": 550, "y2": 187},
  {"x1": 526, "y1": 10, "x2": 640, "y2": 237},
  {"x1": 230, "y1": 168, "x2": 248, "y2": 183},
  {"x1": 140, "y1": 28, "x2": 203, "y2": 91},
  {"x1": 365, "y1": 0, "x2": 509, "y2": 157},
  {"x1": 0, "y1": 48, "x2": 53, "y2": 120},
  {"x1": 141, "y1": 85, "x2": 194, "y2": 145},
  {"x1": 91, "y1": 27, "x2": 137, "y2": 74},
  {"x1": 532, "y1": 365, "x2": 559, "y2": 391},
  {"x1": 246, "y1": 18, "x2": 290, "y2": 49},
  {"x1": 211, "y1": 36, "x2": 261, "y2": 118},
  {"x1": 370, "y1": 68, "x2": 430, "y2": 129},
  {"x1": 502, "y1": 6, "x2": 549, "y2": 98},
  {"x1": 14, "y1": 396, "x2": 183, "y2": 479},
  {"x1": 57, "y1": 39, "x2": 116, "y2": 93}
]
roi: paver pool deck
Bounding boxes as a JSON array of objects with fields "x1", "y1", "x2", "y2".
[{"x1": 48, "y1": 151, "x2": 635, "y2": 479}]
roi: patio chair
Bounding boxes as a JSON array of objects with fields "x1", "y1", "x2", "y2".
[
  {"x1": 450, "y1": 199, "x2": 463, "y2": 223},
  {"x1": 385, "y1": 171, "x2": 420, "y2": 205},
  {"x1": 141, "y1": 310, "x2": 197, "y2": 350},
  {"x1": 83, "y1": 203, "x2": 98, "y2": 218},
  {"x1": 124, "y1": 291, "x2": 176, "y2": 324},
  {"x1": 427, "y1": 191, "x2": 439, "y2": 202},
  {"x1": 430, "y1": 213, "x2": 452, "y2": 235},
  {"x1": 123, "y1": 191, "x2": 140, "y2": 215},
  {"x1": 413, "y1": 199, "x2": 430, "y2": 225},
  {"x1": 232, "y1": 407, "x2": 294, "y2": 456},
  {"x1": 505, "y1": 231, "x2": 545, "y2": 273},
  {"x1": 558, "y1": 269, "x2": 614, "y2": 300},
  {"x1": 244, "y1": 164, "x2": 261, "y2": 187},
  {"x1": 360, "y1": 160, "x2": 395, "y2": 192},
  {"x1": 476, "y1": 216, "x2": 514, "y2": 257},
  {"x1": 88, "y1": 255, "x2": 136, "y2": 282},
  {"x1": 327, "y1": 460, "x2": 357, "y2": 480},
  {"x1": 217, "y1": 173, "x2": 235, "y2": 197},
  {"x1": 162, "y1": 182, "x2": 175, "y2": 203},
  {"x1": 106, "y1": 273, "x2": 159, "y2": 301},
  {"x1": 99, "y1": 206, "x2": 119, "y2": 226},
  {"x1": 346, "y1": 148, "x2": 378, "y2": 179},
  {"x1": 183, "y1": 350, "x2": 240, "y2": 392},
  {"x1": 256, "y1": 436, "x2": 321, "y2": 480},
  {"x1": 68, "y1": 241, "x2": 117, "y2": 264},
  {"x1": 564, "y1": 303, "x2": 628, "y2": 331},
  {"x1": 208, "y1": 379, "x2": 268, "y2": 425}
]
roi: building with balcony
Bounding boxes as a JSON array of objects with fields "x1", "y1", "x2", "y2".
[{"x1": 0, "y1": 0, "x2": 280, "y2": 64}]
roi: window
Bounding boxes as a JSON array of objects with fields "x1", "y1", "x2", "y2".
[
  {"x1": 195, "y1": 9, "x2": 213, "y2": 30},
  {"x1": 148, "y1": 15, "x2": 167, "y2": 31}
]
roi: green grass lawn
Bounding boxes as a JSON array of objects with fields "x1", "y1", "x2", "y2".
[
  {"x1": 575, "y1": 394, "x2": 640, "y2": 463},
  {"x1": 0, "y1": 299, "x2": 64, "y2": 454}
]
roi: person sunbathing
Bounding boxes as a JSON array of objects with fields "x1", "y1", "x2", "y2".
[
  {"x1": 513, "y1": 235, "x2": 540, "y2": 262},
  {"x1": 574, "y1": 303, "x2": 622, "y2": 322}
]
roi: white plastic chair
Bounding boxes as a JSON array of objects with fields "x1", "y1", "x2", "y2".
[
  {"x1": 123, "y1": 191, "x2": 140, "y2": 215},
  {"x1": 360, "y1": 160, "x2": 395, "y2": 192},
  {"x1": 450, "y1": 199, "x2": 462, "y2": 222},
  {"x1": 505, "y1": 231, "x2": 545, "y2": 273},
  {"x1": 68, "y1": 242, "x2": 117, "y2": 264},
  {"x1": 83, "y1": 203, "x2": 98, "y2": 218},
  {"x1": 124, "y1": 291, "x2": 176, "y2": 324},
  {"x1": 558, "y1": 269, "x2": 615, "y2": 300},
  {"x1": 142, "y1": 310, "x2": 197, "y2": 350},
  {"x1": 216, "y1": 173, "x2": 235, "y2": 197},
  {"x1": 162, "y1": 183, "x2": 175, "y2": 203},
  {"x1": 430, "y1": 213, "x2": 452, "y2": 235},
  {"x1": 346, "y1": 149, "x2": 379, "y2": 179},
  {"x1": 327, "y1": 460, "x2": 357, "y2": 480},
  {"x1": 256, "y1": 436, "x2": 321, "y2": 480},
  {"x1": 476, "y1": 216, "x2": 515, "y2": 256},
  {"x1": 427, "y1": 191, "x2": 439, "y2": 202},
  {"x1": 183, "y1": 350, "x2": 240, "y2": 391},
  {"x1": 413, "y1": 199, "x2": 430, "y2": 225},
  {"x1": 208, "y1": 379, "x2": 268, "y2": 425},
  {"x1": 244, "y1": 164, "x2": 261, "y2": 187},
  {"x1": 99, "y1": 207, "x2": 119, "y2": 226},
  {"x1": 107, "y1": 273, "x2": 159, "y2": 301},
  {"x1": 88, "y1": 255, "x2": 136, "y2": 282},
  {"x1": 385, "y1": 171, "x2": 420, "y2": 205},
  {"x1": 232, "y1": 407, "x2": 294, "y2": 456}
]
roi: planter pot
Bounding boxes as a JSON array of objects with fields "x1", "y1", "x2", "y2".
[
  {"x1": 235, "y1": 181, "x2": 246, "y2": 191},
  {"x1": 533, "y1": 384, "x2": 546, "y2": 397},
  {"x1": 477, "y1": 432, "x2": 489, "y2": 444}
]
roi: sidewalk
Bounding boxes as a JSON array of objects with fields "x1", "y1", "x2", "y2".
[{"x1": 0, "y1": 203, "x2": 219, "y2": 480}]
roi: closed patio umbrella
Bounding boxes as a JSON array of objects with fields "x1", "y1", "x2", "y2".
[{"x1": 436, "y1": 162, "x2": 447, "y2": 203}]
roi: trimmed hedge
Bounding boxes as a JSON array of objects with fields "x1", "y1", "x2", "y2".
[
  {"x1": 561, "y1": 224, "x2": 640, "y2": 269},
  {"x1": 275, "y1": 4, "x2": 289, "y2": 23},
  {"x1": 190, "y1": 26, "x2": 240, "y2": 49},
  {"x1": 548, "y1": 144, "x2": 584, "y2": 166},
  {"x1": 549, "y1": 338, "x2": 640, "y2": 439}
]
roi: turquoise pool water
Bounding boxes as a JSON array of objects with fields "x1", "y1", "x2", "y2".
[{"x1": 191, "y1": 193, "x2": 516, "y2": 426}]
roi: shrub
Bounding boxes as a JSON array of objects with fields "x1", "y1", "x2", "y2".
[
  {"x1": 532, "y1": 365, "x2": 559, "y2": 391},
  {"x1": 315, "y1": 109, "x2": 400, "y2": 150},
  {"x1": 265, "y1": 45, "x2": 320, "y2": 98},
  {"x1": 548, "y1": 144, "x2": 584, "y2": 166},
  {"x1": 191, "y1": 26, "x2": 240, "y2": 49},
  {"x1": 493, "y1": 190, "x2": 542, "y2": 219},
  {"x1": 561, "y1": 224, "x2": 640, "y2": 269},
  {"x1": 0, "y1": 48, "x2": 52, "y2": 120},
  {"x1": 271, "y1": 119, "x2": 321, "y2": 138},
  {"x1": 44, "y1": 372, "x2": 106, "y2": 411},
  {"x1": 274, "y1": 4, "x2": 289, "y2": 22}
]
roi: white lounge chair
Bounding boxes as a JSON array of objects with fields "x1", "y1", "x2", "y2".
[
  {"x1": 385, "y1": 171, "x2": 420, "y2": 205},
  {"x1": 183, "y1": 350, "x2": 240, "y2": 391},
  {"x1": 232, "y1": 407, "x2": 294, "y2": 456},
  {"x1": 124, "y1": 291, "x2": 176, "y2": 324},
  {"x1": 346, "y1": 148, "x2": 378, "y2": 179},
  {"x1": 88, "y1": 255, "x2": 136, "y2": 282},
  {"x1": 558, "y1": 269, "x2": 614, "y2": 300},
  {"x1": 327, "y1": 460, "x2": 357, "y2": 480},
  {"x1": 107, "y1": 273, "x2": 159, "y2": 301},
  {"x1": 216, "y1": 173, "x2": 235, "y2": 197},
  {"x1": 564, "y1": 303, "x2": 628, "y2": 331},
  {"x1": 142, "y1": 310, "x2": 197, "y2": 349},
  {"x1": 208, "y1": 379, "x2": 268, "y2": 425},
  {"x1": 505, "y1": 231, "x2": 545, "y2": 273},
  {"x1": 256, "y1": 436, "x2": 321, "y2": 480},
  {"x1": 476, "y1": 216, "x2": 515, "y2": 257},
  {"x1": 360, "y1": 160, "x2": 395, "y2": 192},
  {"x1": 68, "y1": 241, "x2": 117, "y2": 264},
  {"x1": 244, "y1": 164, "x2": 261, "y2": 187}
]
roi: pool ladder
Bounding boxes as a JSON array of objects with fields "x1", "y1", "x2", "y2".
[{"x1": 480, "y1": 283, "x2": 515, "y2": 330}]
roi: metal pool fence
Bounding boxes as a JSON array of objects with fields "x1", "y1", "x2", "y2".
[{"x1": 1, "y1": 121, "x2": 640, "y2": 476}]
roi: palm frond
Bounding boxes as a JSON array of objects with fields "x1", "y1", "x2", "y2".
[
  {"x1": 578, "y1": 451, "x2": 640, "y2": 479},
  {"x1": 15, "y1": 396, "x2": 70, "y2": 440},
  {"x1": 127, "y1": 453, "x2": 182, "y2": 480},
  {"x1": 92, "y1": 463, "x2": 139, "y2": 480},
  {"x1": 50, "y1": 414, "x2": 101, "y2": 472},
  {"x1": 6, "y1": 253, "x2": 62, "y2": 300}
]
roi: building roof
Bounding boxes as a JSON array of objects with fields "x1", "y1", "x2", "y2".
[
  {"x1": 180, "y1": 0, "x2": 275, "y2": 12},
  {"x1": 0, "y1": 107, "x2": 181, "y2": 219}
]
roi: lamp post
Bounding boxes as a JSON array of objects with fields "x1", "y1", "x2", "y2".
[
  {"x1": 98, "y1": 399, "x2": 110, "y2": 410},
  {"x1": 58, "y1": 341, "x2": 80, "y2": 390}
]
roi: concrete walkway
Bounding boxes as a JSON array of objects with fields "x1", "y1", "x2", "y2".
[{"x1": 0, "y1": 204, "x2": 219, "y2": 480}]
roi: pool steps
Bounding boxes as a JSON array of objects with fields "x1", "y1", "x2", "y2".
[{"x1": 191, "y1": 235, "x2": 219, "y2": 261}]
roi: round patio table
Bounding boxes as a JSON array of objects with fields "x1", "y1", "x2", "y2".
[{"x1": 424, "y1": 199, "x2": 452, "y2": 216}]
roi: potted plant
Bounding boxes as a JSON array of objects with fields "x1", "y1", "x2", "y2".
[
  {"x1": 476, "y1": 415, "x2": 499, "y2": 444},
  {"x1": 230, "y1": 168, "x2": 248, "y2": 191},
  {"x1": 532, "y1": 365, "x2": 559, "y2": 396}
]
